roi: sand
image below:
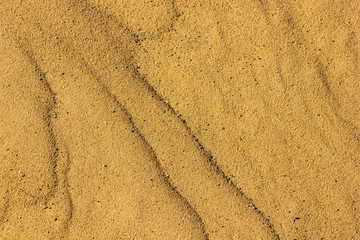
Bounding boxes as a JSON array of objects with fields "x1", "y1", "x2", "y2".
[{"x1": 0, "y1": 0, "x2": 359, "y2": 239}]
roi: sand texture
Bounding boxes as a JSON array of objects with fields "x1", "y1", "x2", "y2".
[{"x1": 0, "y1": 0, "x2": 359, "y2": 239}]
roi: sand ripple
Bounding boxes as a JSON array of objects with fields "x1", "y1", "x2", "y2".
[{"x1": 1, "y1": 0, "x2": 359, "y2": 239}]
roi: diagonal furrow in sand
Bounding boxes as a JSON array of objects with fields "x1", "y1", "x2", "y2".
[{"x1": 1, "y1": 0, "x2": 279, "y2": 239}]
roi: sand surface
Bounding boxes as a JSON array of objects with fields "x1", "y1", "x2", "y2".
[{"x1": 1, "y1": 0, "x2": 359, "y2": 239}]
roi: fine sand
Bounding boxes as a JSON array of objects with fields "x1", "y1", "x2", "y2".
[{"x1": 0, "y1": 0, "x2": 359, "y2": 239}]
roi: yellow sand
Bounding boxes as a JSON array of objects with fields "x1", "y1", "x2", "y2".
[{"x1": 0, "y1": 0, "x2": 359, "y2": 239}]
